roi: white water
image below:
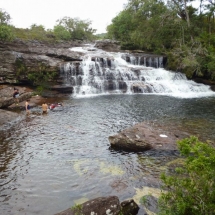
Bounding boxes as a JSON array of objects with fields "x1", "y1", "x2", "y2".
[{"x1": 63, "y1": 44, "x2": 215, "y2": 99}]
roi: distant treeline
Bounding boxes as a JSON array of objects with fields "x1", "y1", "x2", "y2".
[
  {"x1": 0, "y1": 9, "x2": 99, "y2": 42},
  {"x1": 106, "y1": 0, "x2": 215, "y2": 81}
]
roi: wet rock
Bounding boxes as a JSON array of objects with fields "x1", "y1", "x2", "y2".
[
  {"x1": 95, "y1": 39, "x2": 121, "y2": 52},
  {"x1": 109, "y1": 122, "x2": 180, "y2": 152},
  {"x1": 121, "y1": 53, "x2": 167, "y2": 68},
  {"x1": 131, "y1": 83, "x2": 146, "y2": 93},
  {"x1": 55, "y1": 196, "x2": 126, "y2": 215},
  {"x1": 193, "y1": 78, "x2": 215, "y2": 92},
  {"x1": 121, "y1": 199, "x2": 140, "y2": 215},
  {"x1": 110, "y1": 180, "x2": 128, "y2": 192},
  {"x1": 141, "y1": 195, "x2": 159, "y2": 214},
  {"x1": 49, "y1": 85, "x2": 73, "y2": 93},
  {"x1": 104, "y1": 80, "x2": 117, "y2": 90},
  {"x1": 0, "y1": 85, "x2": 32, "y2": 108},
  {"x1": 118, "y1": 81, "x2": 127, "y2": 91},
  {"x1": 0, "y1": 109, "x2": 19, "y2": 126}
]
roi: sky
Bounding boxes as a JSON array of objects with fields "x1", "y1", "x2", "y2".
[{"x1": 0, "y1": 0, "x2": 128, "y2": 33}]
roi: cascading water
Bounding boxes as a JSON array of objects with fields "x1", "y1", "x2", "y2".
[{"x1": 60, "y1": 45, "x2": 215, "y2": 98}]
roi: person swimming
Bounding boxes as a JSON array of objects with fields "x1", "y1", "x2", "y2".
[{"x1": 49, "y1": 103, "x2": 63, "y2": 110}]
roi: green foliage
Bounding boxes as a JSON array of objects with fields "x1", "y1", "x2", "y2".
[
  {"x1": 35, "y1": 85, "x2": 45, "y2": 95},
  {"x1": 27, "y1": 70, "x2": 57, "y2": 95},
  {"x1": 71, "y1": 204, "x2": 83, "y2": 215},
  {"x1": 0, "y1": 9, "x2": 14, "y2": 41},
  {"x1": 95, "y1": 33, "x2": 107, "y2": 39},
  {"x1": 56, "y1": 17, "x2": 96, "y2": 41},
  {"x1": 106, "y1": 0, "x2": 215, "y2": 80},
  {"x1": 0, "y1": 24, "x2": 14, "y2": 41},
  {"x1": 15, "y1": 58, "x2": 27, "y2": 77},
  {"x1": 27, "y1": 70, "x2": 57, "y2": 86},
  {"x1": 140, "y1": 195, "x2": 149, "y2": 205},
  {"x1": 12, "y1": 17, "x2": 97, "y2": 42},
  {"x1": 12, "y1": 25, "x2": 55, "y2": 42},
  {"x1": 53, "y1": 25, "x2": 71, "y2": 41},
  {"x1": 166, "y1": 42, "x2": 205, "y2": 78},
  {"x1": 159, "y1": 136, "x2": 215, "y2": 215},
  {"x1": 0, "y1": 9, "x2": 11, "y2": 24},
  {"x1": 107, "y1": 9, "x2": 134, "y2": 43}
]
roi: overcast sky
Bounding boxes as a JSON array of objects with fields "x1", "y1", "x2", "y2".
[{"x1": 0, "y1": 0, "x2": 128, "y2": 33}]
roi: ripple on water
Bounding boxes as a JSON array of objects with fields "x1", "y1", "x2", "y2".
[{"x1": 0, "y1": 95, "x2": 215, "y2": 215}]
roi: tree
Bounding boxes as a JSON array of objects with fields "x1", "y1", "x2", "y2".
[
  {"x1": 27, "y1": 24, "x2": 48, "y2": 41},
  {"x1": 0, "y1": 24, "x2": 13, "y2": 41},
  {"x1": 0, "y1": 9, "x2": 11, "y2": 24},
  {"x1": 56, "y1": 17, "x2": 96, "y2": 40},
  {"x1": 107, "y1": 9, "x2": 134, "y2": 41},
  {"x1": 0, "y1": 9, "x2": 13, "y2": 41},
  {"x1": 53, "y1": 25, "x2": 71, "y2": 40}
]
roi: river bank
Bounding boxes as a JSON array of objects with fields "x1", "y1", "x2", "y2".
[{"x1": 0, "y1": 84, "x2": 69, "y2": 129}]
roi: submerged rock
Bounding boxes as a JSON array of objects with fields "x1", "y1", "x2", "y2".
[
  {"x1": 109, "y1": 122, "x2": 181, "y2": 152},
  {"x1": 55, "y1": 196, "x2": 139, "y2": 215},
  {"x1": 0, "y1": 109, "x2": 19, "y2": 126}
]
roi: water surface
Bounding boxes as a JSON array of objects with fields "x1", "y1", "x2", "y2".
[{"x1": 1, "y1": 94, "x2": 215, "y2": 215}]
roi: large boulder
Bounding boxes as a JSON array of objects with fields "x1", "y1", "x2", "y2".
[
  {"x1": 55, "y1": 196, "x2": 139, "y2": 215},
  {"x1": 109, "y1": 122, "x2": 186, "y2": 152},
  {"x1": 0, "y1": 85, "x2": 32, "y2": 108}
]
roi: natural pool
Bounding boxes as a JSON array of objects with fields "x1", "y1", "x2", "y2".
[{"x1": 1, "y1": 94, "x2": 215, "y2": 215}]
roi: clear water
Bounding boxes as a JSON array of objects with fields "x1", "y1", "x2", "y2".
[{"x1": 1, "y1": 94, "x2": 215, "y2": 215}]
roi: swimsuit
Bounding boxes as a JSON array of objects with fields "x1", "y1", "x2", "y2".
[
  {"x1": 13, "y1": 92, "x2": 19, "y2": 98},
  {"x1": 15, "y1": 94, "x2": 19, "y2": 98}
]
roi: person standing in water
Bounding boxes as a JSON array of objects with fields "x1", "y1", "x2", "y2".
[
  {"x1": 25, "y1": 99, "x2": 30, "y2": 115},
  {"x1": 42, "y1": 102, "x2": 48, "y2": 114}
]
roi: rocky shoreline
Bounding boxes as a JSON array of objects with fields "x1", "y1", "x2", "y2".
[{"x1": 0, "y1": 84, "x2": 69, "y2": 130}]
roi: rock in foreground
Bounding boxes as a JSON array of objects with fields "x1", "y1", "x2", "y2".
[
  {"x1": 55, "y1": 196, "x2": 139, "y2": 215},
  {"x1": 109, "y1": 122, "x2": 183, "y2": 152}
]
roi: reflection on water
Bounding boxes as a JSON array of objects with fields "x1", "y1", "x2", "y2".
[{"x1": 0, "y1": 95, "x2": 215, "y2": 215}]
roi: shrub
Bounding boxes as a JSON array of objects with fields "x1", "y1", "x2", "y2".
[
  {"x1": 0, "y1": 24, "x2": 14, "y2": 41},
  {"x1": 159, "y1": 136, "x2": 215, "y2": 215}
]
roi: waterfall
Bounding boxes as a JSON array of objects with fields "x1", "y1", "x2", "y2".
[{"x1": 60, "y1": 45, "x2": 215, "y2": 98}]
